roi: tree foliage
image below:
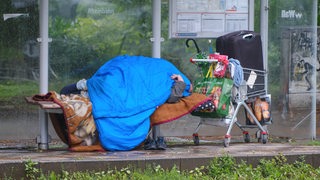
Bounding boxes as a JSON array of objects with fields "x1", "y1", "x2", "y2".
[{"x1": 0, "y1": 0, "x2": 319, "y2": 88}]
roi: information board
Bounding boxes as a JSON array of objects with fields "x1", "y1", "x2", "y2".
[{"x1": 169, "y1": 0, "x2": 254, "y2": 38}]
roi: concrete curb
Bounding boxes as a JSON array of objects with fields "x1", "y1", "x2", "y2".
[{"x1": 1, "y1": 143, "x2": 320, "y2": 178}]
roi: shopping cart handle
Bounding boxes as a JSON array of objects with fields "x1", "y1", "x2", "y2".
[{"x1": 191, "y1": 58, "x2": 218, "y2": 62}]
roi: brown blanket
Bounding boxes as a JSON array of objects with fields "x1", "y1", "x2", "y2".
[
  {"x1": 33, "y1": 91, "x2": 104, "y2": 152},
  {"x1": 151, "y1": 93, "x2": 210, "y2": 125},
  {"x1": 32, "y1": 92, "x2": 209, "y2": 151}
]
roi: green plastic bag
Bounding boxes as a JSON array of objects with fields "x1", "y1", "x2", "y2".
[{"x1": 192, "y1": 77, "x2": 233, "y2": 118}]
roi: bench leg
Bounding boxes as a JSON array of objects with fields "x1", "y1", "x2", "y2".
[
  {"x1": 38, "y1": 109, "x2": 49, "y2": 150},
  {"x1": 152, "y1": 125, "x2": 160, "y2": 140}
]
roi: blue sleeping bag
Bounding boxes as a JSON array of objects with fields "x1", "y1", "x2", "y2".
[{"x1": 87, "y1": 55, "x2": 191, "y2": 151}]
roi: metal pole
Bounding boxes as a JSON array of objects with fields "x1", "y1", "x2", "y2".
[
  {"x1": 260, "y1": 0, "x2": 269, "y2": 93},
  {"x1": 311, "y1": 0, "x2": 317, "y2": 140},
  {"x1": 152, "y1": 0, "x2": 161, "y2": 58},
  {"x1": 152, "y1": 0, "x2": 162, "y2": 139},
  {"x1": 248, "y1": 0, "x2": 254, "y2": 31},
  {"x1": 38, "y1": 0, "x2": 49, "y2": 150}
]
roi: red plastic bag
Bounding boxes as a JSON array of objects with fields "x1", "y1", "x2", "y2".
[{"x1": 213, "y1": 54, "x2": 229, "y2": 78}]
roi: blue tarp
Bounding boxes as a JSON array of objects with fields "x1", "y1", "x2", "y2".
[{"x1": 87, "y1": 55, "x2": 191, "y2": 151}]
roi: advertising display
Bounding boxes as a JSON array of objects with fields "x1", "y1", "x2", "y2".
[
  {"x1": 274, "y1": 0, "x2": 317, "y2": 139},
  {"x1": 278, "y1": 2, "x2": 318, "y2": 109}
]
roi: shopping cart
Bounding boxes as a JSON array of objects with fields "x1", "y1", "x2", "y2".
[{"x1": 190, "y1": 57, "x2": 272, "y2": 147}]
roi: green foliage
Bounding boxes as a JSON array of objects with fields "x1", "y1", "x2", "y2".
[
  {"x1": 0, "y1": 80, "x2": 38, "y2": 103},
  {"x1": 267, "y1": 42, "x2": 282, "y2": 105},
  {"x1": 24, "y1": 159, "x2": 40, "y2": 180},
  {"x1": 0, "y1": 80, "x2": 67, "y2": 109},
  {"x1": 268, "y1": 0, "x2": 317, "y2": 42},
  {"x1": 48, "y1": 1, "x2": 155, "y2": 79},
  {"x1": 0, "y1": 46, "x2": 24, "y2": 60},
  {"x1": 208, "y1": 154, "x2": 236, "y2": 178},
  {"x1": 1, "y1": 0, "x2": 320, "y2": 117},
  {"x1": 307, "y1": 140, "x2": 320, "y2": 146},
  {"x1": 234, "y1": 160, "x2": 261, "y2": 179},
  {"x1": 16, "y1": 154, "x2": 320, "y2": 180},
  {"x1": 257, "y1": 154, "x2": 320, "y2": 180}
]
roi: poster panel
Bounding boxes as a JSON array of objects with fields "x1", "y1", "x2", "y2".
[{"x1": 169, "y1": 0, "x2": 253, "y2": 38}]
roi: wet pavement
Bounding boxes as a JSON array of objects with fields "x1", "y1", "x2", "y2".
[
  {"x1": 1, "y1": 109, "x2": 320, "y2": 178},
  {"x1": 1, "y1": 137, "x2": 320, "y2": 179}
]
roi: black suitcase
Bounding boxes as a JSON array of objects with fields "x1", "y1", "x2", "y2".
[
  {"x1": 216, "y1": 30, "x2": 264, "y2": 71},
  {"x1": 216, "y1": 30, "x2": 265, "y2": 97}
]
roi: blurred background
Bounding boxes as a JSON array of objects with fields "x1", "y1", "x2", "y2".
[{"x1": 0, "y1": 0, "x2": 319, "y2": 146}]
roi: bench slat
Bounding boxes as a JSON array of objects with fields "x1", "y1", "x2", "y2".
[{"x1": 25, "y1": 96, "x2": 62, "y2": 110}]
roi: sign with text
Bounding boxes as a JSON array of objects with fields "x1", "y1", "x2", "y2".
[{"x1": 169, "y1": 0, "x2": 254, "y2": 38}]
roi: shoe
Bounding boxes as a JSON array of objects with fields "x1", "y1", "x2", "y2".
[
  {"x1": 156, "y1": 136, "x2": 167, "y2": 150},
  {"x1": 144, "y1": 138, "x2": 157, "y2": 150}
]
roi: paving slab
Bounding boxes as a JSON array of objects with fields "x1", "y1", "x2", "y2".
[{"x1": 1, "y1": 141, "x2": 320, "y2": 179}]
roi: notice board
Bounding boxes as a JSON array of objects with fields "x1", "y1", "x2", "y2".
[{"x1": 169, "y1": 0, "x2": 254, "y2": 38}]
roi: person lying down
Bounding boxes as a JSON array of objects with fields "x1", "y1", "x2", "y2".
[
  {"x1": 60, "y1": 55, "x2": 194, "y2": 151},
  {"x1": 61, "y1": 70, "x2": 190, "y2": 150}
]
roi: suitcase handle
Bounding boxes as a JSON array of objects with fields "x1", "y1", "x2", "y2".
[{"x1": 242, "y1": 33, "x2": 254, "y2": 39}]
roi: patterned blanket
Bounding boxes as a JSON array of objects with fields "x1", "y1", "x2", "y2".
[
  {"x1": 32, "y1": 91, "x2": 208, "y2": 151},
  {"x1": 33, "y1": 91, "x2": 103, "y2": 151}
]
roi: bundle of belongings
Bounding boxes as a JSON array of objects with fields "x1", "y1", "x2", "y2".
[
  {"x1": 191, "y1": 54, "x2": 238, "y2": 118},
  {"x1": 190, "y1": 53, "x2": 271, "y2": 125},
  {"x1": 32, "y1": 55, "x2": 210, "y2": 151},
  {"x1": 32, "y1": 54, "x2": 272, "y2": 151},
  {"x1": 245, "y1": 97, "x2": 271, "y2": 125}
]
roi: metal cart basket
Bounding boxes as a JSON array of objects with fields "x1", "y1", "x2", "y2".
[{"x1": 190, "y1": 58, "x2": 272, "y2": 147}]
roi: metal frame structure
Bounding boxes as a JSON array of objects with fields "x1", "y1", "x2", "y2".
[
  {"x1": 36, "y1": 0, "x2": 316, "y2": 150},
  {"x1": 38, "y1": 0, "x2": 50, "y2": 150}
]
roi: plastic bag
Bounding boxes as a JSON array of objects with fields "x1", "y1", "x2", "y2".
[
  {"x1": 245, "y1": 97, "x2": 271, "y2": 125},
  {"x1": 192, "y1": 78, "x2": 233, "y2": 118},
  {"x1": 213, "y1": 54, "x2": 229, "y2": 78}
]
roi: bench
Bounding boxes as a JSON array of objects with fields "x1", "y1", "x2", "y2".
[{"x1": 25, "y1": 97, "x2": 63, "y2": 150}]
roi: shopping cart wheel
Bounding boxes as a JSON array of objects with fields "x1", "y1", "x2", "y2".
[
  {"x1": 223, "y1": 138, "x2": 230, "y2": 147},
  {"x1": 256, "y1": 130, "x2": 261, "y2": 142},
  {"x1": 223, "y1": 135, "x2": 231, "y2": 147},
  {"x1": 257, "y1": 131, "x2": 268, "y2": 144},
  {"x1": 193, "y1": 133, "x2": 200, "y2": 145},
  {"x1": 261, "y1": 133, "x2": 268, "y2": 144},
  {"x1": 243, "y1": 132, "x2": 250, "y2": 143}
]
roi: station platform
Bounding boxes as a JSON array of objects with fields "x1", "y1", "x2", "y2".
[{"x1": 1, "y1": 138, "x2": 320, "y2": 179}]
